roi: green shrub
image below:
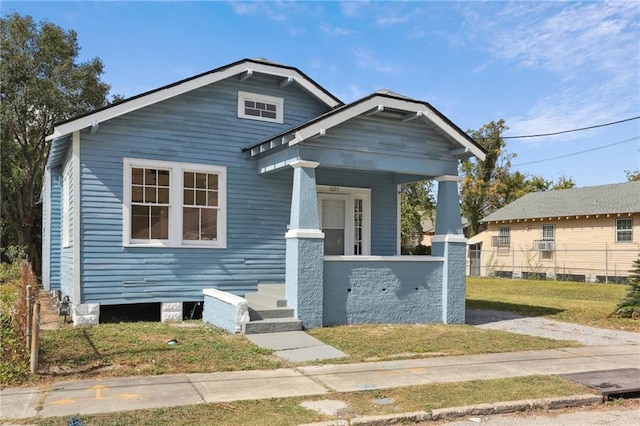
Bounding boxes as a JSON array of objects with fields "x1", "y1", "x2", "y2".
[
  {"x1": 615, "y1": 255, "x2": 640, "y2": 318},
  {"x1": 0, "y1": 260, "x2": 34, "y2": 385}
]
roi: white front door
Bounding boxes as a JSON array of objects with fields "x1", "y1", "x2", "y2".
[{"x1": 318, "y1": 186, "x2": 370, "y2": 256}]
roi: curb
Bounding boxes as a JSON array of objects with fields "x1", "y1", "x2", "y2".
[{"x1": 299, "y1": 394, "x2": 604, "y2": 426}]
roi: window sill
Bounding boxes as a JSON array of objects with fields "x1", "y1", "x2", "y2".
[{"x1": 123, "y1": 242, "x2": 226, "y2": 249}]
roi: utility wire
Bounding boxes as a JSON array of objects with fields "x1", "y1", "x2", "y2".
[
  {"x1": 512, "y1": 135, "x2": 640, "y2": 167},
  {"x1": 476, "y1": 116, "x2": 639, "y2": 140}
]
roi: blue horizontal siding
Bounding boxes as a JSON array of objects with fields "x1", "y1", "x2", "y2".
[
  {"x1": 47, "y1": 170, "x2": 62, "y2": 290},
  {"x1": 77, "y1": 74, "x2": 329, "y2": 305}
]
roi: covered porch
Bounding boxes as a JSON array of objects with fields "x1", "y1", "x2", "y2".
[{"x1": 242, "y1": 91, "x2": 485, "y2": 328}]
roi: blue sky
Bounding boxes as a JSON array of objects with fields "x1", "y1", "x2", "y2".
[{"x1": 5, "y1": 1, "x2": 640, "y2": 187}]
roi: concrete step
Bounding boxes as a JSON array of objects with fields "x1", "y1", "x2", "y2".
[
  {"x1": 242, "y1": 318, "x2": 302, "y2": 334},
  {"x1": 248, "y1": 304, "x2": 295, "y2": 320},
  {"x1": 245, "y1": 292, "x2": 287, "y2": 308},
  {"x1": 256, "y1": 283, "x2": 285, "y2": 298}
]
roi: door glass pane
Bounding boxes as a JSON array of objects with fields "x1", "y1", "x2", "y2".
[
  {"x1": 322, "y1": 200, "x2": 345, "y2": 227},
  {"x1": 322, "y1": 199, "x2": 345, "y2": 255},
  {"x1": 324, "y1": 229, "x2": 344, "y2": 255}
]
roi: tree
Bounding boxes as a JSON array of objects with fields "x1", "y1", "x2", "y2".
[
  {"x1": 614, "y1": 255, "x2": 640, "y2": 318},
  {"x1": 625, "y1": 170, "x2": 640, "y2": 182},
  {"x1": 1, "y1": 13, "x2": 111, "y2": 270},
  {"x1": 460, "y1": 120, "x2": 512, "y2": 236},
  {"x1": 400, "y1": 180, "x2": 435, "y2": 252},
  {"x1": 460, "y1": 120, "x2": 577, "y2": 236}
]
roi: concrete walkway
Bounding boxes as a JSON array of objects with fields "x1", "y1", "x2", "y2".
[
  {"x1": 2, "y1": 345, "x2": 638, "y2": 421},
  {"x1": 246, "y1": 331, "x2": 348, "y2": 362},
  {"x1": 466, "y1": 309, "x2": 640, "y2": 346}
]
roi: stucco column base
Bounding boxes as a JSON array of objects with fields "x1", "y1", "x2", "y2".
[
  {"x1": 286, "y1": 160, "x2": 324, "y2": 328},
  {"x1": 286, "y1": 236, "x2": 324, "y2": 328},
  {"x1": 432, "y1": 235, "x2": 466, "y2": 324}
]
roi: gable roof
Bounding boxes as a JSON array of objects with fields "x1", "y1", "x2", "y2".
[
  {"x1": 243, "y1": 90, "x2": 486, "y2": 161},
  {"x1": 46, "y1": 58, "x2": 343, "y2": 141},
  {"x1": 482, "y1": 181, "x2": 640, "y2": 222}
]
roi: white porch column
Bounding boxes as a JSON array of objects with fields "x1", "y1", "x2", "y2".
[
  {"x1": 285, "y1": 160, "x2": 324, "y2": 328},
  {"x1": 432, "y1": 175, "x2": 466, "y2": 324}
]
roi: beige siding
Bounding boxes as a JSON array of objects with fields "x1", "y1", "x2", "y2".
[{"x1": 468, "y1": 213, "x2": 640, "y2": 281}]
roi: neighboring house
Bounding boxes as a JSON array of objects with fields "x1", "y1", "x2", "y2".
[
  {"x1": 467, "y1": 181, "x2": 640, "y2": 282},
  {"x1": 41, "y1": 58, "x2": 486, "y2": 327},
  {"x1": 422, "y1": 217, "x2": 469, "y2": 247}
]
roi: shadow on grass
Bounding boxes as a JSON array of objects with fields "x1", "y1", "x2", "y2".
[{"x1": 466, "y1": 300, "x2": 564, "y2": 325}]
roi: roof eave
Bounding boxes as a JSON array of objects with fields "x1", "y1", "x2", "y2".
[
  {"x1": 244, "y1": 93, "x2": 486, "y2": 160},
  {"x1": 46, "y1": 59, "x2": 343, "y2": 141}
]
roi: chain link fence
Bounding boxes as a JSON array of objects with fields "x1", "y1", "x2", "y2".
[{"x1": 467, "y1": 246, "x2": 639, "y2": 284}]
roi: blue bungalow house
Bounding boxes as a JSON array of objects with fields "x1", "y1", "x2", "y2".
[{"x1": 41, "y1": 58, "x2": 486, "y2": 329}]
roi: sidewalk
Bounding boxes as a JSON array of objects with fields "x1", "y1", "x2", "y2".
[{"x1": 2, "y1": 344, "x2": 638, "y2": 421}]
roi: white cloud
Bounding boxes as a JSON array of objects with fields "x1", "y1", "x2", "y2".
[
  {"x1": 319, "y1": 24, "x2": 357, "y2": 36},
  {"x1": 226, "y1": 0, "x2": 288, "y2": 22},
  {"x1": 464, "y1": 1, "x2": 640, "y2": 139},
  {"x1": 352, "y1": 48, "x2": 405, "y2": 74}
]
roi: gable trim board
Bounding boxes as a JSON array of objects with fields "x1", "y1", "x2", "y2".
[
  {"x1": 43, "y1": 58, "x2": 484, "y2": 327},
  {"x1": 46, "y1": 59, "x2": 342, "y2": 142},
  {"x1": 244, "y1": 91, "x2": 486, "y2": 161}
]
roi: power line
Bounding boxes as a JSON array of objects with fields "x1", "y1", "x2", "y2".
[
  {"x1": 512, "y1": 136, "x2": 640, "y2": 167},
  {"x1": 476, "y1": 116, "x2": 639, "y2": 140}
]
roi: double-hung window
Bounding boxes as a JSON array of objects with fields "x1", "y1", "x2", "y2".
[
  {"x1": 542, "y1": 224, "x2": 555, "y2": 241},
  {"x1": 123, "y1": 158, "x2": 226, "y2": 248},
  {"x1": 616, "y1": 218, "x2": 633, "y2": 243}
]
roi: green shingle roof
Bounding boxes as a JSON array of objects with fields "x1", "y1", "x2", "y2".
[{"x1": 482, "y1": 181, "x2": 640, "y2": 222}]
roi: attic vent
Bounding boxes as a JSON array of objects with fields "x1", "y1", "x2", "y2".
[{"x1": 238, "y1": 91, "x2": 283, "y2": 124}]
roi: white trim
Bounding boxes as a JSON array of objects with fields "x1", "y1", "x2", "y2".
[
  {"x1": 285, "y1": 229, "x2": 325, "y2": 239},
  {"x1": 324, "y1": 255, "x2": 445, "y2": 262},
  {"x1": 122, "y1": 158, "x2": 227, "y2": 248},
  {"x1": 396, "y1": 184, "x2": 401, "y2": 255},
  {"x1": 287, "y1": 95, "x2": 486, "y2": 160},
  {"x1": 290, "y1": 159, "x2": 320, "y2": 169},
  {"x1": 42, "y1": 168, "x2": 51, "y2": 290},
  {"x1": 238, "y1": 91, "x2": 283, "y2": 124},
  {"x1": 431, "y1": 234, "x2": 467, "y2": 244},
  {"x1": 61, "y1": 155, "x2": 71, "y2": 248},
  {"x1": 46, "y1": 61, "x2": 341, "y2": 141},
  {"x1": 435, "y1": 175, "x2": 462, "y2": 182},
  {"x1": 202, "y1": 288, "x2": 247, "y2": 306},
  {"x1": 318, "y1": 186, "x2": 371, "y2": 256},
  {"x1": 72, "y1": 132, "x2": 81, "y2": 304}
]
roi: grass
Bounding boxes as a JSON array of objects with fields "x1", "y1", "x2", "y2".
[
  {"x1": 466, "y1": 276, "x2": 640, "y2": 332},
  {"x1": 13, "y1": 375, "x2": 597, "y2": 425},
  {"x1": 34, "y1": 322, "x2": 283, "y2": 385},
  {"x1": 307, "y1": 323, "x2": 578, "y2": 363}
]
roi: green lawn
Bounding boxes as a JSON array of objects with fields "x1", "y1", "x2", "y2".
[{"x1": 466, "y1": 276, "x2": 640, "y2": 332}]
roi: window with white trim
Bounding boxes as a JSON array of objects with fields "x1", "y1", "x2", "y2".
[
  {"x1": 238, "y1": 91, "x2": 283, "y2": 123},
  {"x1": 616, "y1": 218, "x2": 633, "y2": 243},
  {"x1": 541, "y1": 224, "x2": 555, "y2": 241},
  {"x1": 123, "y1": 158, "x2": 226, "y2": 248}
]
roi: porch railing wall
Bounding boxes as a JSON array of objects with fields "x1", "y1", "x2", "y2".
[{"x1": 323, "y1": 256, "x2": 446, "y2": 326}]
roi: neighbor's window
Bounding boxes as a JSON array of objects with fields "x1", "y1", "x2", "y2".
[
  {"x1": 616, "y1": 218, "x2": 633, "y2": 242},
  {"x1": 124, "y1": 158, "x2": 226, "y2": 248},
  {"x1": 495, "y1": 226, "x2": 510, "y2": 247},
  {"x1": 238, "y1": 91, "x2": 283, "y2": 123},
  {"x1": 542, "y1": 224, "x2": 555, "y2": 241}
]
